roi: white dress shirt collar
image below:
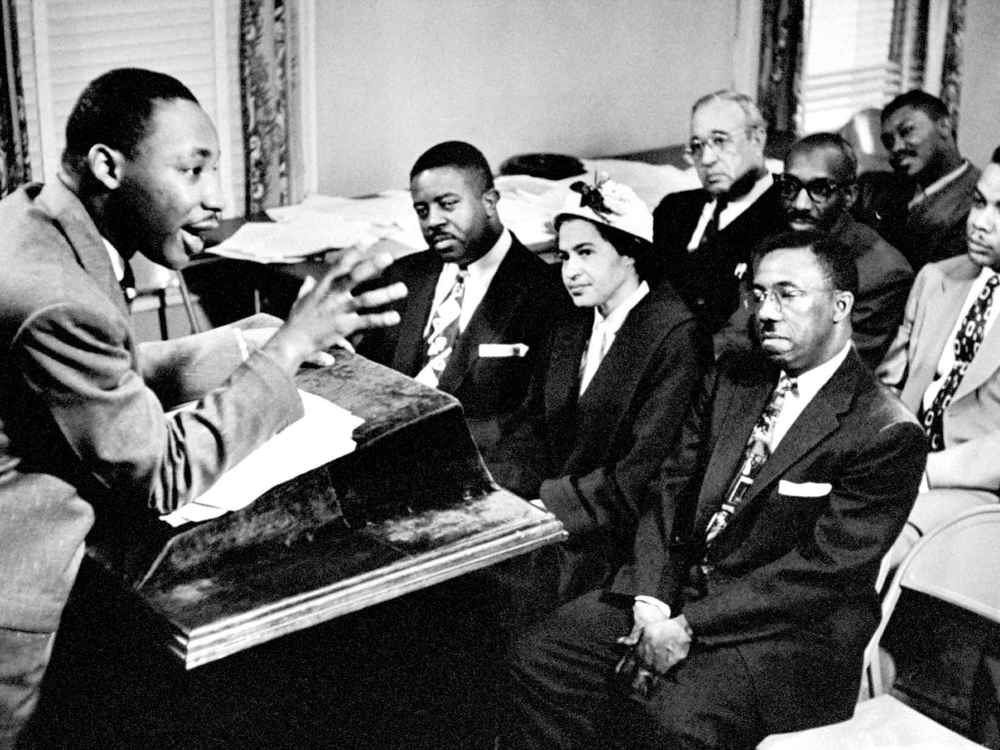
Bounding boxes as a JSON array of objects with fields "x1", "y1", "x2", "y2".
[
  {"x1": 688, "y1": 171, "x2": 774, "y2": 250},
  {"x1": 909, "y1": 160, "x2": 971, "y2": 210},
  {"x1": 579, "y1": 281, "x2": 650, "y2": 395},
  {"x1": 771, "y1": 340, "x2": 852, "y2": 449},
  {"x1": 427, "y1": 228, "x2": 513, "y2": 334},
  {"x1": 103, "y1": 238, "x2": 126, "y2": 283}
]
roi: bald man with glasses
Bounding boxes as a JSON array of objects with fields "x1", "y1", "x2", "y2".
[
  {"x1": 653, "y1": 90, "x2": 785, "y2": 339},
  {"x1": 779, "y1": 133, "x2": 913, "y2": 368}
]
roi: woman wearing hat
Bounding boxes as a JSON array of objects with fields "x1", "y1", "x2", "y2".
[{"x1": 489, "y1": 175, "x2": 711, "y2": 604}]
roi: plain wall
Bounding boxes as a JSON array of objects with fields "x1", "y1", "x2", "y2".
[
  {"x1": 958, "y1": 1, "x2": 1000, "y2": 167},
  {"x1": 313, "y1": 0, "x2": 758, "y2": 195}
]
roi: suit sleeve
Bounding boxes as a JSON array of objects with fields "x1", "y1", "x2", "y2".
[
  {"x1": 541, "y1": 318, "x2": 710, "y2": 539},
  {"x1": 853, "y1": 266, "x2": 914, "y2": 370},
  {"x1": 15, "y1": 301, "x2": 303, "y2": 515},
  {"x1": 876, "y1": 264, "x2": 931, "y2": 390},
  {"x1": 682, "y1": 418, "x2": 927, "y2": 645}
]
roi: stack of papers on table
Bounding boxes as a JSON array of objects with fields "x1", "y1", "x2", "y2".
[{"x1": 160, "y1": 390, "x2": 364, "y2": 527}]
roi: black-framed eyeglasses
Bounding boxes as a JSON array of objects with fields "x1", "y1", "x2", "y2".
[
  {"x1": 775, "y1": 173, "x2": 850, "y2": 203},
  {"x1": 684, "y1": 127, "x2": 753, "y2": 163}
]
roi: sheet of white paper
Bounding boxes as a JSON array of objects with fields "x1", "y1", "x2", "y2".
[{"x1": 160, "y1": 390, "x2": 364, "y2": 527}]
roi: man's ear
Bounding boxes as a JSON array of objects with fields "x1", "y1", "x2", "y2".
[
  {"x1": 87, "y1": 144, "x2": 126, "y2": 190},
  {"x1": 842, "y1": 181, "x2": 859, "y2": 212},
  {"x1": 936, "y1": 115, "x2": 956, "y2": 143},
  {"x1": 833, "y1": 290, "x2": 854, "y2": 322},
  {"x1": 481, "y1": 187, "x2": 500, "y2": 217}
]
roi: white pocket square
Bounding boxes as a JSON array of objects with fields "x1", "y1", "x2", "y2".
[
  {"x1": 479, "y1": 343, "x2": 529, "y2": 358},
  {"x1": 778, "y1": 480, "x2": 832, "y2": 497}
]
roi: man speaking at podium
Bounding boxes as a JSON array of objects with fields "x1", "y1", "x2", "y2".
[{"x1": 0, "y1": 68, "x2": 406, "y2": 747}]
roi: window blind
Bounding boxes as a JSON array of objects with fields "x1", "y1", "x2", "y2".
[
  {"x1": 15, "y1": 0, "x2": 244, "y2": 217},
  {"x1": 800, "y1": 0, "x2": 898, "y2": 135}
]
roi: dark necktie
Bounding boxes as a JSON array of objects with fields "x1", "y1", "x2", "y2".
[
  {"x1": 704, "y1": 374, "x2": 797, "y2": 545},
  {"x1": 922, "y1": 273, "x2": 1000, "y2": 450},
  {"x1": 120, "y1": 259, "x2": 136, "y2": 305},
  {"x1": 698, "y1": 198, "x2": 728, "y2": 248},
  {"x1": 417, "y1": 269, "x2": 468, "y2": 388}
]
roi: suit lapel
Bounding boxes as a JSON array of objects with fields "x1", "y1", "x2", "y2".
[
  {"x1": 544, "y1": 312, "x2": 591, "y2": 466},
  {"x1": 392, "y1": 259, "x2": 440, "y2": 376},
  {"x1": 694, "y1": 369, "x2": 776, "y2": 532},
  {"x1": 726, "y1": 352, "x2": 861, "y2": 526},
  {"x1": 954, "y1": 283, "x2": 1000, "y2": 402},
  {"x1": 40, "y1": 178, "x2": 130, "y2": 321},
  {"x1": 438, "y1": 242, "x2": 528, "y2": 393}
]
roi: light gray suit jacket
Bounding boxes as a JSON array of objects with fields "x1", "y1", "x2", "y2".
[
  {"x1": 0, "y1": 179, "x2": 303, "y2": 632},
  {"x1": 879, "y1": 255, "x2": 1000, "y2": 492}
]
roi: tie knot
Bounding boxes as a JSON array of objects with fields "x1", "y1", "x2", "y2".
[{"x1": 776, "y1": 374, "x2": 798, "y2": 397}]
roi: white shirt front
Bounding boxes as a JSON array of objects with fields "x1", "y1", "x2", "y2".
[
  {"x1": 579, "y1": 281, "x2": 650, "y2": 395},
  {"x1": 424, "y1": 228, "x2": 512, "y2": 336},
  {"x1": 686, "y1": 171, "x2": 775, "y2": 251},
  {"x1": 922, "y1": 266, "x2": 1000, "y2": 413},
  {"x1": 771, "y1": 341, "x2": 853, "y2": 450}
]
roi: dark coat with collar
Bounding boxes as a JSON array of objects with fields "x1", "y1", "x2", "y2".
[
  {"x1": 354, "y1": 235, "x2": 568, "y2": 453},
  {"x1": 854, "y1": 163, "x2": 981, "y2": 270},
  {"x1": 652, "y1": 182, "x2": 785, "y2": 332},
  {"x1": 488, "y1": 282, "x2": 710, "y2": 598},
  {"x1": 0, "y1": 180, "x2": 302, "y2": 632},
  {"x1": 611, "y1": 347, "x2": 926, "y2": 729}
]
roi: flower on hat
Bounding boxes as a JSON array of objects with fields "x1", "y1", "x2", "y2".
[{"x1": 569, "y1": 172, "x2": 640, "y2": 225}]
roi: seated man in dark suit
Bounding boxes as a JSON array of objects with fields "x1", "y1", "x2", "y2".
[
  {"x1": 0, "y1": 68, "x2": 405, "y2": 747},
  {"x1": 855, "y1": 89, "x2": 980, "y2": 270},
  {"x1": 653, "y1": 90, "x2": 785, "y2": 336},
  {"x1": 354, "y1": 141, "x2": 567, "y2": 454},
  {"x1": 501, "y1": 230, "x2": 927, "y2": 750},
  {"x1": 779, "y1": 132, "x2": 913, "y2": 368}
]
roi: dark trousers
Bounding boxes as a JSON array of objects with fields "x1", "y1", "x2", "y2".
[
  {"x1": 0, "y1": 629, "x2": 55, "y2": 750},
  {"x1": 501, "y1": 590, "x2": 764, "y2": 750}
]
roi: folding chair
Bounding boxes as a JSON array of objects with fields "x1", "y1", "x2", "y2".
[{"x1": 759, "y1": 505, "x2": 1000, "y2": 749}]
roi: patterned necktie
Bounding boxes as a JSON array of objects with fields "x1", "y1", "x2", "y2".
[
  {"x1": 698, "y1": 198, "x2": 728, "y2": 248},
  {"x1": 415, "y1": 269, "x2": 468, "y2": 388},
  {"x1": 704, "y1": 374, "x2": 797, "y2": 545},
  {"x1": 922, "y1": 273, "x2": 1000, "y2": 451}
]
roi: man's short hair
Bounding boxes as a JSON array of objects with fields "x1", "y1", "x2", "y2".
[
  {"x1": 62, "y1": 68, "x2": 198, "y2": 170},
  {"x1": 881, "y1": 89, "x2": 950, "y2": 125},
  {"x1": 751, "y1": 229, "x2": 859, "y2": 297},
  {"x1": 691, "y1": 90, "x2": 766, "y2": 131},
  {"x1": 788, "y1": 132, "x2": 858, "y2": 183},
  {"x1": 991, "y1": 145, "x2": 1000, "y2": 165},
  {"x1": 410, "y1": 141, "x2": 495, "y2": 193}
]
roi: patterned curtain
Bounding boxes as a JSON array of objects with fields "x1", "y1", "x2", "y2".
[
  {"x1": 1, "y1": 0, "x2": 30, "y2": 198},
  {"x1": 888, "y1": 0, "x2": 966, "y2": 125},
  {"x1": 939, "y1": 0, "x2": 967, "y2": 127},
  {"x1": 240, "y1": 0, "x2": 304, "y2": 216},
  {"x1": 757, "y1": 0, "x2": 804, "y2": 137}
]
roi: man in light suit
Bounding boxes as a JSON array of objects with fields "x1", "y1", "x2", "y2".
[
  {"x1": 779, "y1": 133, "x2": 913, "y2": 368},
  {"x1": 879, "y1": 145, "x2": 1000, "y2": 557},
  {"x1": 0, "y1": 68, "x2": 405, "y2": 747},
  {"x1": 355, "y1": 141, "x2": 567, "y2": 454},
  {"x1": 653, "y1": 91, "x2": 785, "y2": 336},
  {"x1": 502, "y1": 230, "x2": 926, "y2": 749}
]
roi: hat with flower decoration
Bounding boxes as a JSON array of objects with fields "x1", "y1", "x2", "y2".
[{"x1": 553, "y1": 173, "x2": 653, "y2": 244}]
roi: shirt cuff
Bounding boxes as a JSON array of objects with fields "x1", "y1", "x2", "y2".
[{"x1": 634, "y1": 595, "x2": 672, "y2": 619}]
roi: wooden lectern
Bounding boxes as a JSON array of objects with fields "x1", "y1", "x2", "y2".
[{"x1": 85, "y1": 353, "x2": 565, "y2": 669}]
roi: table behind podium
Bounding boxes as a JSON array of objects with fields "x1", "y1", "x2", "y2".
[{"x1": 86, "y1": 353, "x2": 565, "y2": 669}]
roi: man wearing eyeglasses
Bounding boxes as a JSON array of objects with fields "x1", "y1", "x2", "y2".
[
  {"x1": 779, "y1": 133, "x2": 913, "y2": 368},
  {"x1": 855, "y1": 90, "x2": 980, "y2": 271},
  {"x1": 652, "y1": 90, "x2": 785, "y2": 335},
  {"x1": 502, "y1": 230, "x2": 926, "y2": 749}
]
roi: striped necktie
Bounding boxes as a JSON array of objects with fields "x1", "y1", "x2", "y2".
[{"x1": 415, "y1": 269, "x2": 468, "y2": 388}]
